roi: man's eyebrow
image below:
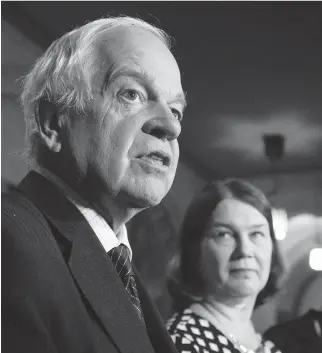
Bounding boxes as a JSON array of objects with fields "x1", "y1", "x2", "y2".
[
  {"x1": 102, "y1": 66, "x2": 150, "y2": 92},
  {"x1": 173, "y1": 91, "x2": 187, "y2": 112}
]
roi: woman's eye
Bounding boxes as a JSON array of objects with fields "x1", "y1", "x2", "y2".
[
  {"x1": 212, "y1": 230, "x2": 233, "y2": 240},
  {"x1": 217, "y1": 231, "x2": 231, "y2": 238},
  {"x1": 250, "y1": 231, "x2": 264, "y2": 238},
  {"x1": 171, "y1": 108, "x2": 183, "y2": 121}
]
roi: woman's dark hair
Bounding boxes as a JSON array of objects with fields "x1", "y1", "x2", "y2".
[{"x1": 168, "y1": 178, "x2": 285, "y2": 310}]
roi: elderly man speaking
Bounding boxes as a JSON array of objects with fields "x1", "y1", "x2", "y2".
[{"x1": 2, "y1": 16, "x2": 186, "y2": 353}]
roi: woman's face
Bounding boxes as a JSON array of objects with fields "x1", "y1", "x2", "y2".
[{"x1": 201, "y1": 198, "x2": 273, "y2": 300}]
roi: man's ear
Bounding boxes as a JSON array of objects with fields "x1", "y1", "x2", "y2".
[{"x1": 36, "y1": 99, "x2": 65, "y2": 153}]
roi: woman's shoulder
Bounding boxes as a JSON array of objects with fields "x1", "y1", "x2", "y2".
[
  {"x1": 167, "y1": 308, "x2": 282, "y2": 353},
  {"x1": 167, "y1": 308, "x2": 198, "y2": 352},
  {"x1": 167, "y1": 308, "x2": 238, "y2": 352},
  {"x1": 167, "y1": 307, "x2": 212, "y2": 333}
]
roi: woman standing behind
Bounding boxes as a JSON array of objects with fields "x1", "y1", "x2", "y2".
[{"x1": 167, "y1": 179, "x2": 285, "y2": 353}]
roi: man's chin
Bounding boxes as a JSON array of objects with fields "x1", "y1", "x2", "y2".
[
  {"x1": 124, "y1": 185, "x2": 169, "y2": 209},
  {"x1": 127, "y1": 192, "x2": 164, "y2": 209},
  {"x1": 117, "y1": 175, "x2": 174, "y2": 209}
]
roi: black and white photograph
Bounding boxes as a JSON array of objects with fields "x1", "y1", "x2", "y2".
[{"x1": 2, "y1": 2, "x2": 322, "y2": 353}]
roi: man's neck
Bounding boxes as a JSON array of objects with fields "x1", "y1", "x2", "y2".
[
  {"x1": 90, "y1": 199, "x2": 139, "y2": 235},
  {"x1": 35, "y1": 164, "x2": 141, "y2": 233}
]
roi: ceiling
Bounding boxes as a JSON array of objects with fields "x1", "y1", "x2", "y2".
[{"x1": 3, "y1": 1, "x2": 322, "y2": 180}]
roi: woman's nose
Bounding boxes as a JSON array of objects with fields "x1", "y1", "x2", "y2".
[{"x1": 236, "y1": 233, "x2": 253, "y2": 257}]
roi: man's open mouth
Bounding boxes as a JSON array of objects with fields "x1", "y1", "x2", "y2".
[{"x1": 138, "y1": 151, "x2": 171, "y2": 167}]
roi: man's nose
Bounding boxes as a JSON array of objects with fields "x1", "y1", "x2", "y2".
[{"x1": 142, "y1": 103, "x2": 181, "y2": 141}]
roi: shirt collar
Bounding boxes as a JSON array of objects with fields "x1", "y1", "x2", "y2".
[{"x1": 34, "y1": 166, "x2": 132, "y2": 259}]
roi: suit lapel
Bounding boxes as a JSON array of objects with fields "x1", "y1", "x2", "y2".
[
  {"x1": 135, "y1": 268, "x2": 178, "y2": 353},
  {"x1": 18, "y1": 172, "x2": 155, "y2": 353}
]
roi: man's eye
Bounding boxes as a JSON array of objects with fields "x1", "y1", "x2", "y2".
[
  {"x1": 171, "y1": 108, "x2": 183, "y2": 121},
  {"x1": 120, "y1": 89, "x2": 141, "y2": 102}
]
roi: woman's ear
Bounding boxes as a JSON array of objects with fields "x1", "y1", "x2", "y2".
[{"x1": 36, "y1": 99, "x2": 64, "y2": 153}]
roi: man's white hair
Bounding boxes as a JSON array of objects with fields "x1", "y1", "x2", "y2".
[{"x1": 21, "y1": 16, "x2": 172, "y2": 157}]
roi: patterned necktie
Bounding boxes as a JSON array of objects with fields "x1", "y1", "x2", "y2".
[{"x1": 108, "y1": 244, "x2": 143, "y2": 322}]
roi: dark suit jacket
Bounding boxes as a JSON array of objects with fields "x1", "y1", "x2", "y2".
[
  {"x1": 2, "y1": 171, "x2": 178, "y2": 353},
  {"x1": 264, "y1": 310, "x2": 322, "y2": 353}
]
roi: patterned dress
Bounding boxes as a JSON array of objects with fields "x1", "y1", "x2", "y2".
[{"x1": 167, "y1": 308, "x2": 282, "y2": 353}]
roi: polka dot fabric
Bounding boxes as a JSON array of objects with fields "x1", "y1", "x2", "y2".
[{"x1": 167, "y1": 308, "x2": 282, "y2": 353}]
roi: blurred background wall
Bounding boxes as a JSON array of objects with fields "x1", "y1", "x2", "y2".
[{"x1": 2, "y1": 20, "x2": 42, "y2": 188}]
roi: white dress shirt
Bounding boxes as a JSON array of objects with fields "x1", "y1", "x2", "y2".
[{"x1": 35, "y1": 167, "x2": 132, "y2": 259}]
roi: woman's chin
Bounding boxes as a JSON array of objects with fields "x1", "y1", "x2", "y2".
[{"x1": 227, "y1": 278, "x2": 261, "y2": 298}]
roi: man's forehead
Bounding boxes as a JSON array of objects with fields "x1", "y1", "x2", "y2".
[
  {"x1": 102, "y1": 62, "x2": 186, "y2": 105},
  {"x1": 99, "y1": 25, "x2": 165, "y2": 53},
  {"x1": 95, "y1": 27, "x2": 185, "y2": 103}
]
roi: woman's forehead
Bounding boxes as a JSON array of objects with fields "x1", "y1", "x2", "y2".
[{"x1": 210, "y1": 198, "x2": 268, "y2": 227}]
